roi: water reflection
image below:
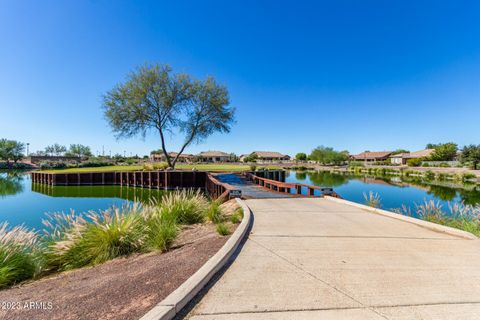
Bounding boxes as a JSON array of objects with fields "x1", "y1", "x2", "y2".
[
  {"x1": 31, "y1": 183, "x2": 167, "y2": 203},
  {"x1": 0, "y1": 171, "x2": 25, "y2": 197},
  {"x1": 292, "y1": 170, "x2": 348, "y2": 188},
  {"x1": 286, "y1": 170, "x2": 480, "y2": 207}
]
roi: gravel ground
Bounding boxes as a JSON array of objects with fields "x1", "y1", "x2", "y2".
[{"x1": 0, "y1": 223, "x2": 232, "y2": 320}]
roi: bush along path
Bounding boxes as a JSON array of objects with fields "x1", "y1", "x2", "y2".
[{"x1": 0, "y1": 190, "x2": 241, "y2": 289}]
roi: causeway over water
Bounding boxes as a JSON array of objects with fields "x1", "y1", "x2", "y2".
[{"x1": 187, "y1": 197, "x2": 480, "y2": 320}]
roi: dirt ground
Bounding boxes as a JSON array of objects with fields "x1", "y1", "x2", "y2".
[{"x1": 0, "y1": 222, "x2": 234, "y2": 320}]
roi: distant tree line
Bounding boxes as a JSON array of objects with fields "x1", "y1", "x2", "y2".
[
  {"x1": 33, "y1": 144, "x2": 93, "y2": 158},
  {"x1": 293, "y1": 146, "x2": 349, "y2": 165},
  {"x1": 294, "y1": 142, "x2": 480, "y2": 170},
  {"x1": 424, "y1": 142, "x2": 480, "y2": 169}
]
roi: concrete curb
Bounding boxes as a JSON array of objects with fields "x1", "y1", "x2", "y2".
[
  {"x1": 140, "y1": 198, "x2": 252, "y2": 320},
  {"x1": 324, "y1": 196, "x2": 478, "y2": 240}
]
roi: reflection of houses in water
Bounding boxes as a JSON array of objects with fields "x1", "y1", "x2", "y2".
[
  {"x1": 360, "y1": 176, "x2": 398, "y2": 186},
  {"x1": 386, "y1": 176, "x2": 411, "y2": 188}
]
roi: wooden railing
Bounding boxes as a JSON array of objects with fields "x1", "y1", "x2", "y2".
[
  {"x1": 245, "y1": 172, "x2": 340, "y2": 198},
  {"x1": 205, "y1": 173, "x2": 240, "y2": 202}
]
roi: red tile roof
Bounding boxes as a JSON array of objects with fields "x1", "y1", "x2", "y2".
[{"x1": 352, "y1": 151, "x2": 392, "y2": 160}]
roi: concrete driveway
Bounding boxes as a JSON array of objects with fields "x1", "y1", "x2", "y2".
[{"x1": 187, "y1": 198, "x2": 480, "y2": 319}]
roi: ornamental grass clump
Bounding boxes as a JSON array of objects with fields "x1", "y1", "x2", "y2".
[
  {"x1": 205, "y1": 200, "x2": 224, "y2": 224},
  {"x1": 363, "y1": 191, "x2": 381, "y2": 208},
  {"x1": 393, "y1": 200, "x2": 480, "y2": 237},
  {"x1": 142, "y1": 205, "x2": 179, "y2": 252},
  {"x1": 447, "y1": 202, "x2": 480, "y2": 236},
  {"x1": 230, "y1": 207, "x2": 244, "y2": 224},
  {"x1": 0, "y1": 189, "x2": 219, "y2": 287},
  {"x1": 416, "y1": 200, "x2": 444, "y2": 224},
  {"x1": 160, "y1": 189, "x2": 208, "y2": 225},
  {"x1": 216, "y1": 223, "x2": 231, "y2": 236},
  {"x1": 44, "y1": 204, "x2": 146, "y2": 270},
  {"x1": 0, "y1": 223, "x2": 41, "y2": 288}
]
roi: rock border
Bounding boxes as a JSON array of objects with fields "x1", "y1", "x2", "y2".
[
  {"x1": 140, "y1": 198, "x2": 252, "y2": 320},
  {"x1": 324, "y1": 196, "x2": 477, "y2": 240}
]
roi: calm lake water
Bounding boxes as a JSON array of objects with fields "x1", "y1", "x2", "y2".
[
  {"x1": 0, "y1": 171, "x2": 166, "y2": 230},
  {"x1": 286, "y1": 170, "x2": 480, "y2": 215},
  {"x1": 2, "y1": 170, "x2": 480, "y2": 230}
]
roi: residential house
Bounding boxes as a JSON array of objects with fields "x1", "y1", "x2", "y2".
[
  {"x1": 390, "y1": 149, "x2": 435, "y2": 165},
  {"x1": 241, "y1": 151, "x2": 290, "y2": 163},
  {"x1": 197, "y1": 151, "x2": 231, "y2": 163},
  {"x1": 351, "y1": 151, "x2": 393, "y2": 163}
]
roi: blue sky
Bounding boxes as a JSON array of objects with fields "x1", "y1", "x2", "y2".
[{"x1": 0, "y1": 1, "x2": 479, "y2": 157}]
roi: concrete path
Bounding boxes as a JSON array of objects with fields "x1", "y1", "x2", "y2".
[
  {"x1": 214, "y1": 174, "x2": 291, "y2": 199},
  {"x1": 187, "y1": 198, "x2": 480, "y2": 320}
]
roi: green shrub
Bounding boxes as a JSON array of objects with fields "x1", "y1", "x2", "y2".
[
  {"x1": 153, "y1": 162, "x2": 169, "y2": 170},
  {"x1": 78, "y1": 160, "x2": 114, "y2": 168},
  {"x1": 402, "y1": 170, "x2": 414, "y2": 177},
  {"x1": 144, "y1": 162, "x2": 168, "y2": 170},
  {"x1": 348, "y1": 161, "x2": 365, "y2": 167},
  {"x1": 424, "y1": 170, "x2": 435, "y2": 180},
  {"x1": 453, "y1": 174, "x2": 463, "y2": 182},
  {"x1": 0, "y1": 163, "x2": 32, "y2": 170},
  {"x1": 39, "y1": 161, "x2": 68, "y2": 170},
  {"x1": 216, "y1": 223, "x2": 231, "y2": 236},
  {"x1": 143, "y1": 163, "x2": 154, "y2": 171},
  {"x1": 205, "y1": 201, "x2": 224, "y2": 223},
  {"x1": 0, "y1": 223, "x2": 41, "y2": 288},
  {"x1": 249, "y1": 164, "x2": 257, "y2": 172},
  {"x1": 462, "y1": 173, "x2": 477, "y2": 182},
  {"x1": 144, "y1": 206, "x2": 178, "y2": 252},
  {"x1": 407, "y1": 158, "x2": 424, "y2": 167},
  {"x1": 436, "y1": 173, "x2": 447, "y2": 181}
]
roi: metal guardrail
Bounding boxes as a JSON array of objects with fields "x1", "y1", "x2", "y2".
[{"x1": 245, "y1": 172, "x2": 339, "y2": 197}]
